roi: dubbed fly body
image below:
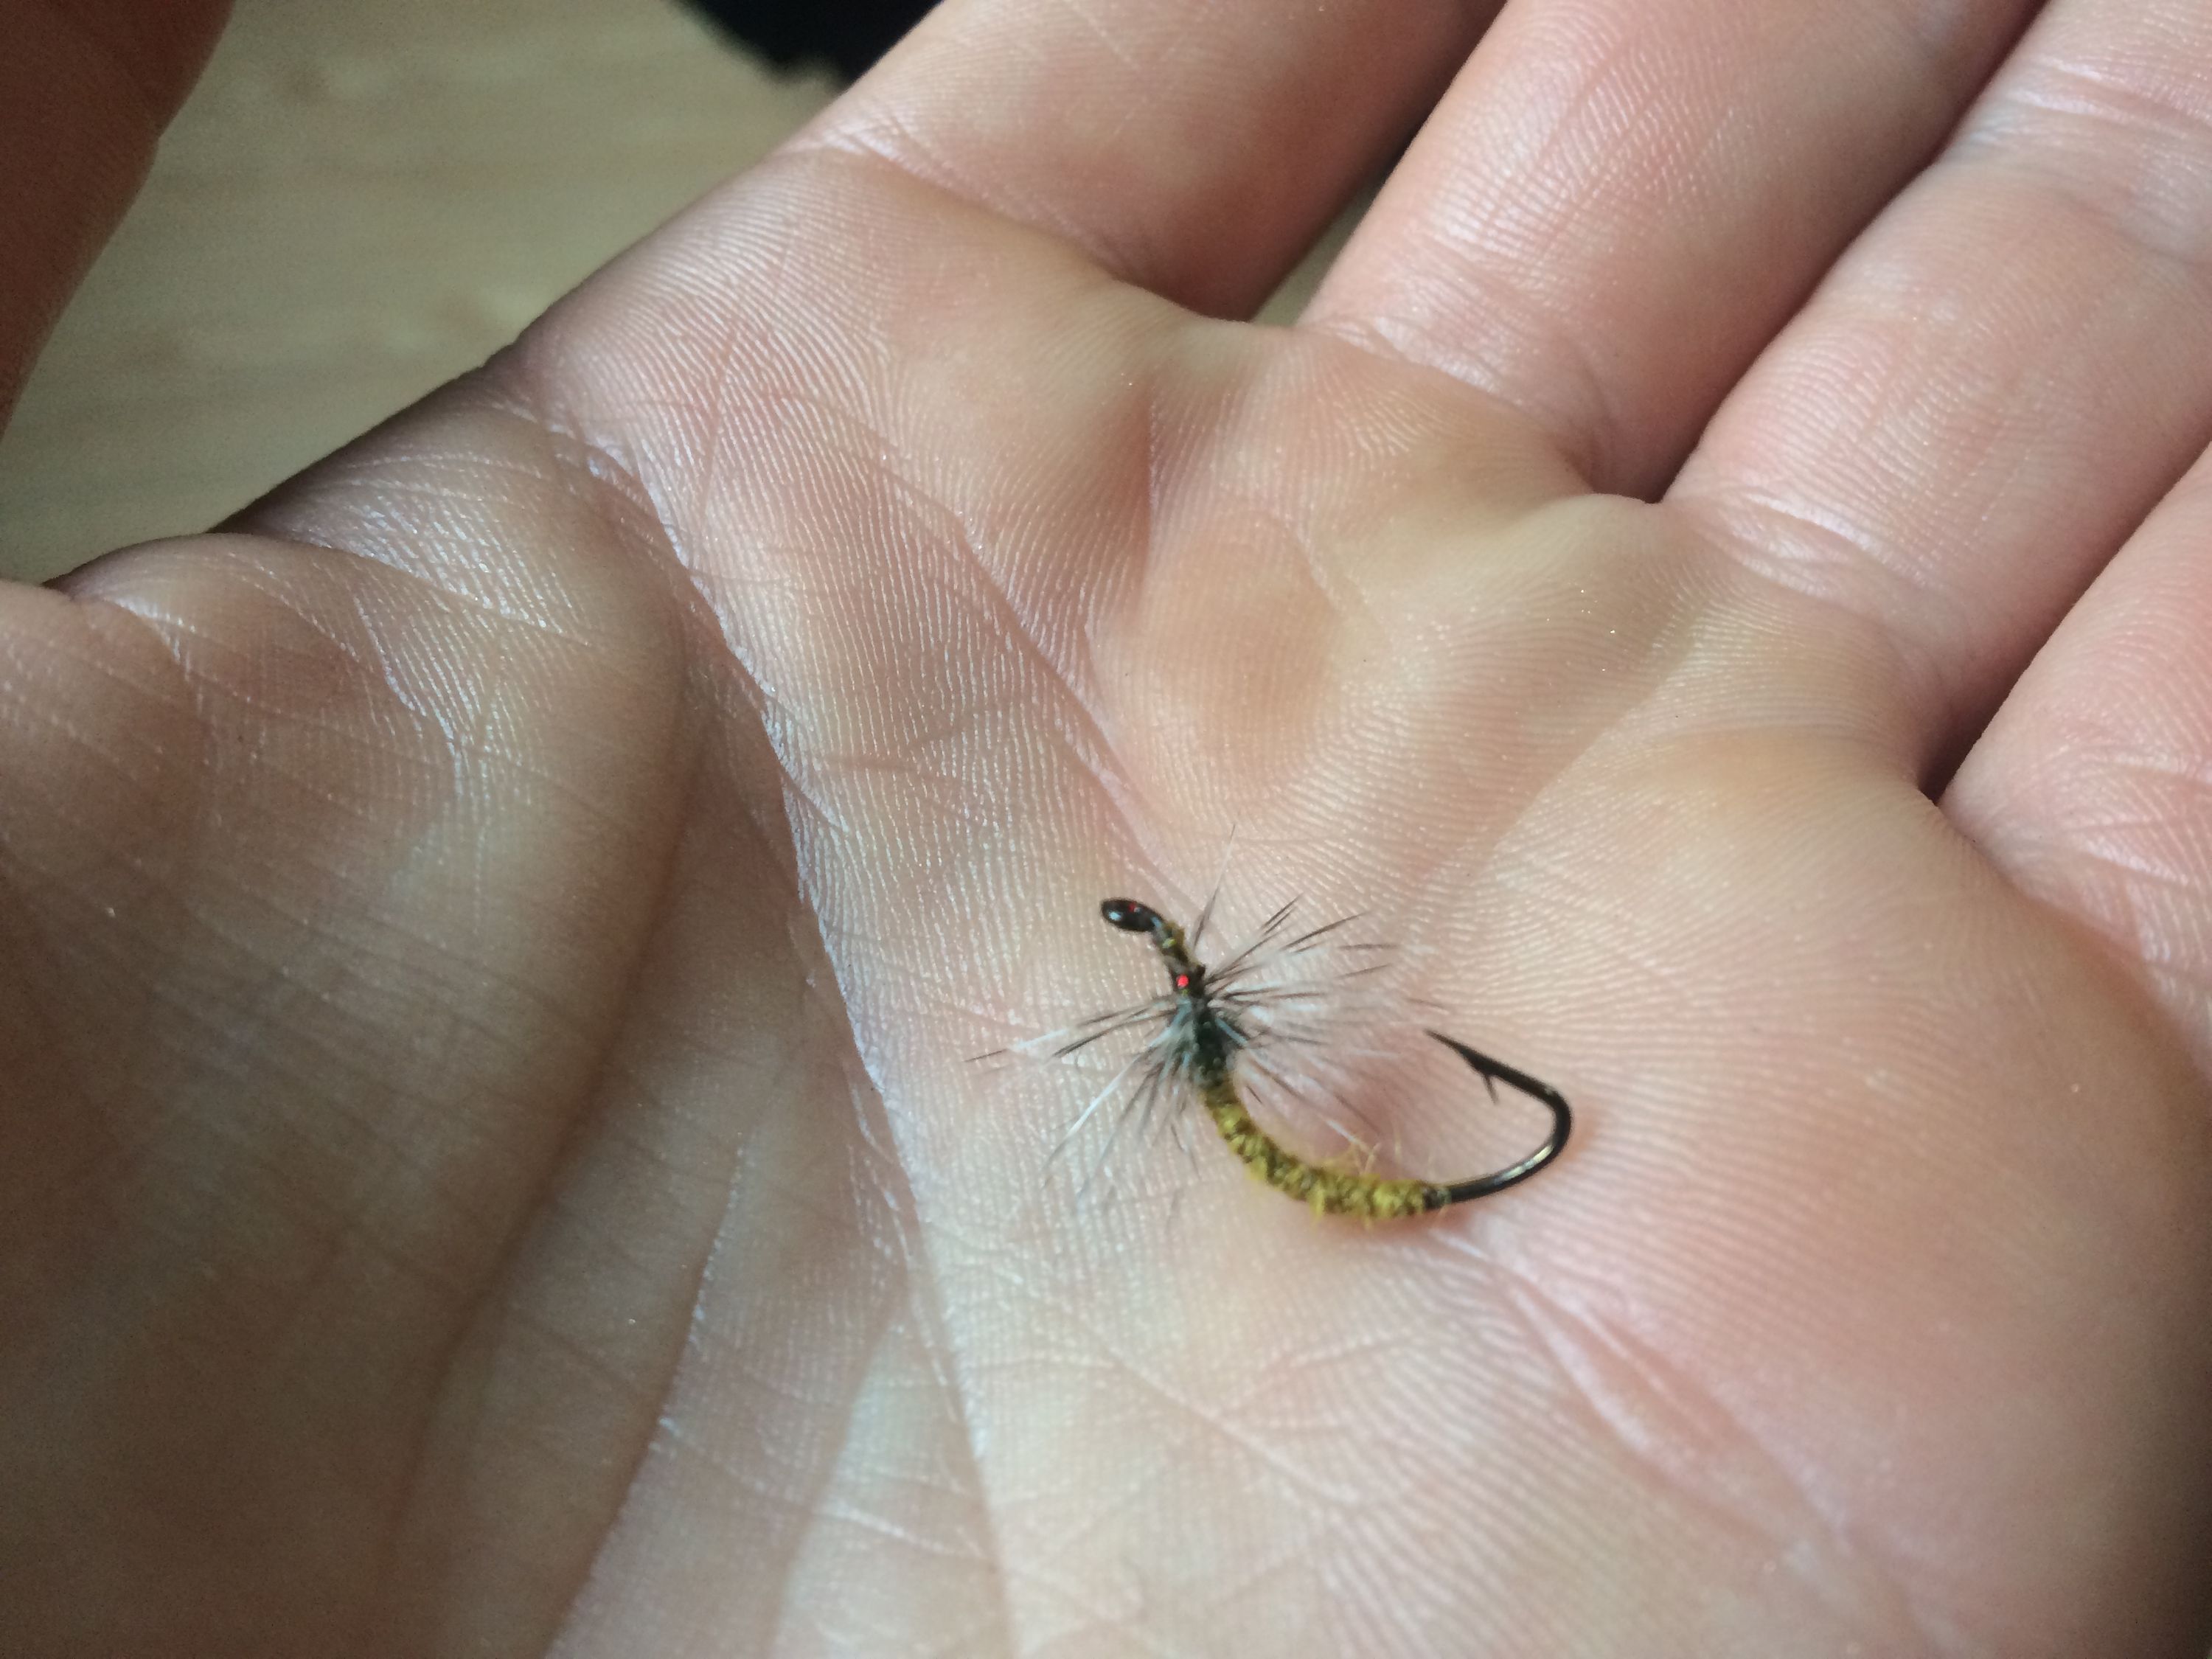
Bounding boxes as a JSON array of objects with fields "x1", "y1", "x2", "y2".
[{"x1": 1093, "y1": 896, "x2": 1571, "y2": 1219}]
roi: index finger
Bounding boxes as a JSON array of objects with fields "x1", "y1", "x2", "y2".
[{"x1": 792, "y1": 0, "x2": 1497, "y2": 318}]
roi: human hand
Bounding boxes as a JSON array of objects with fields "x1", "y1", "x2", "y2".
[{"x1": 7, "y1": 0, "x2": 2212, "y2": 1652}]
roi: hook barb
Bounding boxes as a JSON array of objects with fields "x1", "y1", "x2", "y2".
[{"x1": 1420, "y1": 1029, "x2": 1573, "y2": 1206}]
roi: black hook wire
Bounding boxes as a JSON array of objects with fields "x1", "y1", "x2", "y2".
[{"x1": 1420, "y1": 1031, "x2": 1573, "y2": 1206}]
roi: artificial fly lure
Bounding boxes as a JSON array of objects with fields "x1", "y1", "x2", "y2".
[{"x1": 1032, "y1": 894, "x2": 1573, "y2": 1220}]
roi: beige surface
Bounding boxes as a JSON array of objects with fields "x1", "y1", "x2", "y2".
[{"x1": 0, "y1": 0, "x2": 838, "y2": 583}]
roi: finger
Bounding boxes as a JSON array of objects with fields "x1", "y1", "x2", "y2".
[
  {"x1": 1946, "y1": 444, "x2": 2212, "y2": 1057},
  {"x1": 788, "y1": 0, "x2": 1495, "y2": 318},
  {"x1": 1304, "y1": 0, "x2": 2037, "y2": 493},
  {"x1": 0, "y1": 0, "x2": 229, "y2": 430},
  {"x1": 1671, "y1": 0, "x2": 2212, "y2": 759}
]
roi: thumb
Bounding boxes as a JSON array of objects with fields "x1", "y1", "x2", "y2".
[{"x1": 0, "y1": 0, "x2": 229, "y2": 431}]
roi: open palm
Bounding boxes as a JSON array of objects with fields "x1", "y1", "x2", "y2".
[{"x1": 9, "y1": 1, "x2": 2212, "y2": 1652}]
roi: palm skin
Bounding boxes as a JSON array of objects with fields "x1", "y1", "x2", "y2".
[{"x1": 8, "y1": 1, "x2": 2212, "y2": 1655}]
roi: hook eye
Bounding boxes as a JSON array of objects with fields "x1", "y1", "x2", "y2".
[{"x1": 1100, "y1": 898, "x2": 1161, "y2": 934}]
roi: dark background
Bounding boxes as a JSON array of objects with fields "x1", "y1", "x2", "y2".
[{"x1": 686, "y1": 0, "x2": 934, "y2": 78}]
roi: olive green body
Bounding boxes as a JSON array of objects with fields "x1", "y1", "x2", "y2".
[{"x1": 1199, "y1": 1071, "x2": 1441, "y2": 1218}]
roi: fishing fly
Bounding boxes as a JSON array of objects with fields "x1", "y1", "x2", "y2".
[{"x1": 1030, "y1": 894, "x2": 1573, "y2": 1220}]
